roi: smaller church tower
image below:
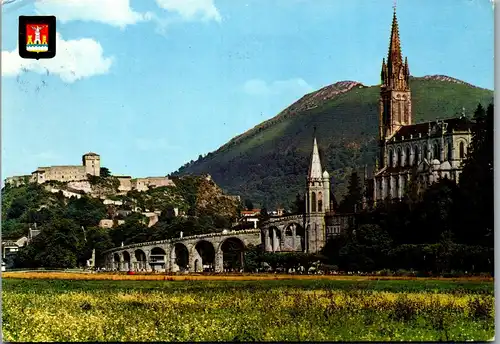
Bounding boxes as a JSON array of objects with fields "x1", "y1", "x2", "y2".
[
  {"x1": 304, "y1": 135, "x2": 330, "y2": 253},
  {"x1": 83, "y1": 152, "x2": 101, "y2": 176}
]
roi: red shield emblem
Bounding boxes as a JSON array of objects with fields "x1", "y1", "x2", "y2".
[{"x1": 26, "y1": 24, "x2": 49, "y2": 52}]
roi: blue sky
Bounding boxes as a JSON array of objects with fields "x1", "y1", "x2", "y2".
[{"x1": 1, "y1": 0, "x2": 494, "y2": 180}]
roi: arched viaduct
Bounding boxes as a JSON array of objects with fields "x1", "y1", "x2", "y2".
[
  {"x1": 103, "y1": 215, "x2": 307, "y2": 273},
  {"x1": 103, "y1": 229, "x2": 261, "y2": 273}
]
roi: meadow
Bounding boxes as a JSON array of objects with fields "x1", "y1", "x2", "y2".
[{"x1": 2, "y1": 274, "x2": 495, "y2": 342}]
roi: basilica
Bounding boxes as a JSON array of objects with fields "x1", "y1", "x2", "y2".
[{"x1": 370, "y1": 9, "x2": 473, "y2": 204}]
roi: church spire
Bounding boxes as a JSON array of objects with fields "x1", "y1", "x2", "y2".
[
  {"x1": 308, "y1": 136, "x2": 323, "y2": 180},
  {"x1": 387, "y1": 8, "x2": 403, "y2": 71},
  {"x1": 382, "y1": 5, "x2": 409, "y2": 90}
]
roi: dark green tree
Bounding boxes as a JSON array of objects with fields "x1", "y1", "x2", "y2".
[
  {"x1": 100, "y1": 167, "x2": 111, "y2": 177},
  {"x1": 244, "y1": 199, "x2": 254, "y2": 211},
  {"x1": 457, "y1": 103, "x2": 494, "y2": 247},
  {"x1": 338, "y1": 171, "x2": 363, "y2": 213}
]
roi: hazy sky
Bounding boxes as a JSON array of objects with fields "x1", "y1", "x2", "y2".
[{"x1": 1, "y1": 0, "x2": 494, "y2": 180}]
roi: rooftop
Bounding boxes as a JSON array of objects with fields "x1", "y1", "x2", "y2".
[{"x1": 390, "y1": 117, "x2": 473, "y2": 142}]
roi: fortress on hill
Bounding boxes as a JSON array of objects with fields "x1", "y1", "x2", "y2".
[{"x1": 4, "y1": 152, "x2": 175, "y2": 193}]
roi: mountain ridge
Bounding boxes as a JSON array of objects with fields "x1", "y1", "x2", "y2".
[{"x1": 173, "y1": 75, "x2": 493, "y2": 208}]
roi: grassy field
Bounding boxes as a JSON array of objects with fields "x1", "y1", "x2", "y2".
[{"x1": 2, "y1": 275, "x2": 494, "y2": 342}]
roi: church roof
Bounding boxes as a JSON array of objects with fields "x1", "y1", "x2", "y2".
[
  {"x1": 308, "y1": 137, "x2": 323, "y2": 179},
  {"x1": 389, "y1": 117, "x2": 473, "y2": 142},
  {"x1": 83, "y1": 152, "x2": 100, "y2": 156}
]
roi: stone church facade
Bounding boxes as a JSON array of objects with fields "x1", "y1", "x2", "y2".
[{"x1": 371, "y1": 9, "x2": 473, "y2": 204}]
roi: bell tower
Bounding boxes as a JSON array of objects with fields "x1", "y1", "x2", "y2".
[
  {"x1": 304, "y1": 133, "x2": 329, "y2": 253},
  {"x1": 379, "y1": 6, "x2": 412, "y2": 167}
]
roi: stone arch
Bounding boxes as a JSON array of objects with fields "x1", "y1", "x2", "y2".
[
  {"x1": 266, "y1": 226, "x2": 281, "y2": 252},
  {"x1": 122, "y1": 251, "x2": 131, "y2": 271},
  {"x1": 397, "y1": 147, "x2": 402, "y2": 166},
  {"x1": 150, "y1": 247, "x2": 167, "y2": 272},
  {"x1": 171, "y1": 243, "x2": 189, "y2": 272},
  {"x1": 218, "y1": 237, "x2": 246, "y2": 272},
  {"x1": 388, "y1": 148, "x2": 394, "y2": 167},
  {"x1": 459, "y1": 141, "x2": 466, "y2": 159},
  {"x1": 193, "y1": 240, "x2": 216, "y2": 272},
  {"x1": 134, "y1": 249, "x2": 147, "y2": 271},
  {"x1": 113, "y1": 253, "x2": 121, "y2": 271},
  {"x1": 284, "y1": 222, "x2": 305, "y2": 251},
  {"x1": 311, "y1": 192, "x2": 316, "y2": 212},
  {"x1": 317, "y1": 191, "x2": 323, "y2": 212}
]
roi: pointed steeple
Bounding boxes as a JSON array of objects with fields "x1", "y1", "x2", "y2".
[
  {"x1": 387, "y1": 7, "x2": 403, "y2": 70},
  {"x1": 308, "y1": 137, "x2": 323, "y2": 180}
]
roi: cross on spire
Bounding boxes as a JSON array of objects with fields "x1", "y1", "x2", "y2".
[{"x1": 393, "y1": 0, "x2": 397, "y2": 12}]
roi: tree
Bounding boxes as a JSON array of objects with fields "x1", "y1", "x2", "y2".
[
  {"x1": 457, "y1": 103, "x2": 494, "y2": 247},
  {"x1": 243, "y1": 244, "x2": 262, "y2": 272},
  {"x1": 338, "y1": 171, "x2": 363, "y2": 213},
  {"x1": 65, "y1": 196, "x2": 107, "y2": 228},
  {"x1": 100, "y1": 167, "x2": 111, "y2": 177},
  {"x1": 291, "y1": 193, "x2": 305, "y2": 214},
  {"x1": 259, "y1": 208, "x2": 270, "y2": 221},
  {"x1": 244, "y1": 199, "x2": 254, "y2": 211}
]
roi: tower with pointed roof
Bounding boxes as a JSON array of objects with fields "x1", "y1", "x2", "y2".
[
  {"x1": 304, "y1": 134, "x2": 330, "y2": 253},
  {"x1": 371, "y1": 5, "x2": 474, "y2": 206},
  {"x1": 379, "y1": 6, "x2": 412, "y2": 168}
]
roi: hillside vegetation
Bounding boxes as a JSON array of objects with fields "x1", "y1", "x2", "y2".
[
  {"x1": 1, "y1": 175, "x2": 241, "y2": 268},
  {"x1": 173, "y1": 76, "x2": 493, "y2": 208}
]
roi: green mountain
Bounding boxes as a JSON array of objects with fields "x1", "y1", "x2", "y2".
[{"x1": 172, "y1": 75, "x2": 493, "y2": 209}]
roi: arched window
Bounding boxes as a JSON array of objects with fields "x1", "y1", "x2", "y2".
[
  {"x1": 397, "y1": 148, "x2": 402, "y2": 167},
  {"x1": 388, "y1": 149, "x2": 393, "y2": 167},
  {"x1": 311, "y1": 192, "x2": 316, "y2": 212},
  {"x1": 395, "y1": 176, "x2": 400, "y2": 198},
  {"x1": 414, "y1": 146, "x2": 419, "y2": 165},
  {"x1": 447, "y1": 143, "x2": 453, "y2": 161},
  {"x1": 459, "y1": 142, "x2": 465, "y2": 159},
  {"x1": 433, "y1": 143, "x2": 440, "y2": 161},
  {"x1": 406, "y1": 147, "x2": 411, "y2": 166},
  {"x1": 317, "y1": 192, "x2": 323, "y2": 212},
  {"x1": 423, "y1": 145, "x2": 428, "y2": 161}
]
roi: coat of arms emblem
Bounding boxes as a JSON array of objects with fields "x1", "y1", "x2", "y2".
[
  {"x1": 18, "y1": 16, "x2": 56, "y2": 59},
  {"x1": 26, "y1": 24, "x2": 49, "y2": 52}
]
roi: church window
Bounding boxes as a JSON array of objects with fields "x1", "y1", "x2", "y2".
[
  {"x1": 318, "y1": 192, "x2": 323, "y2": 212},
  {"x1": 459, "y1": 142, "x2": 465, "y2": 159},
  {"x1": 433, "y1": 143, "x2": 439, "y2": 161},
  {"x1": 397, "y1": 148, "x2": 402, "y2": 166},
  {"x1": 388, "y1": 149, "x2": 393, "y2": 167},
  {"x1": 285, "y1": 228, "x2": 292, "y2": 236},
  {"x1": 406, "y1": 147, "x2": 411, "y2": 166},
  {"x1": 423, "y1": 145, "x2": 428, "y2": 160},
  {"x1": 311, "y1": 192, "x2": 316, "y2": 212},
  {"x1": 414, "y1": 146, "x2": 419, "y2": 165}
]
